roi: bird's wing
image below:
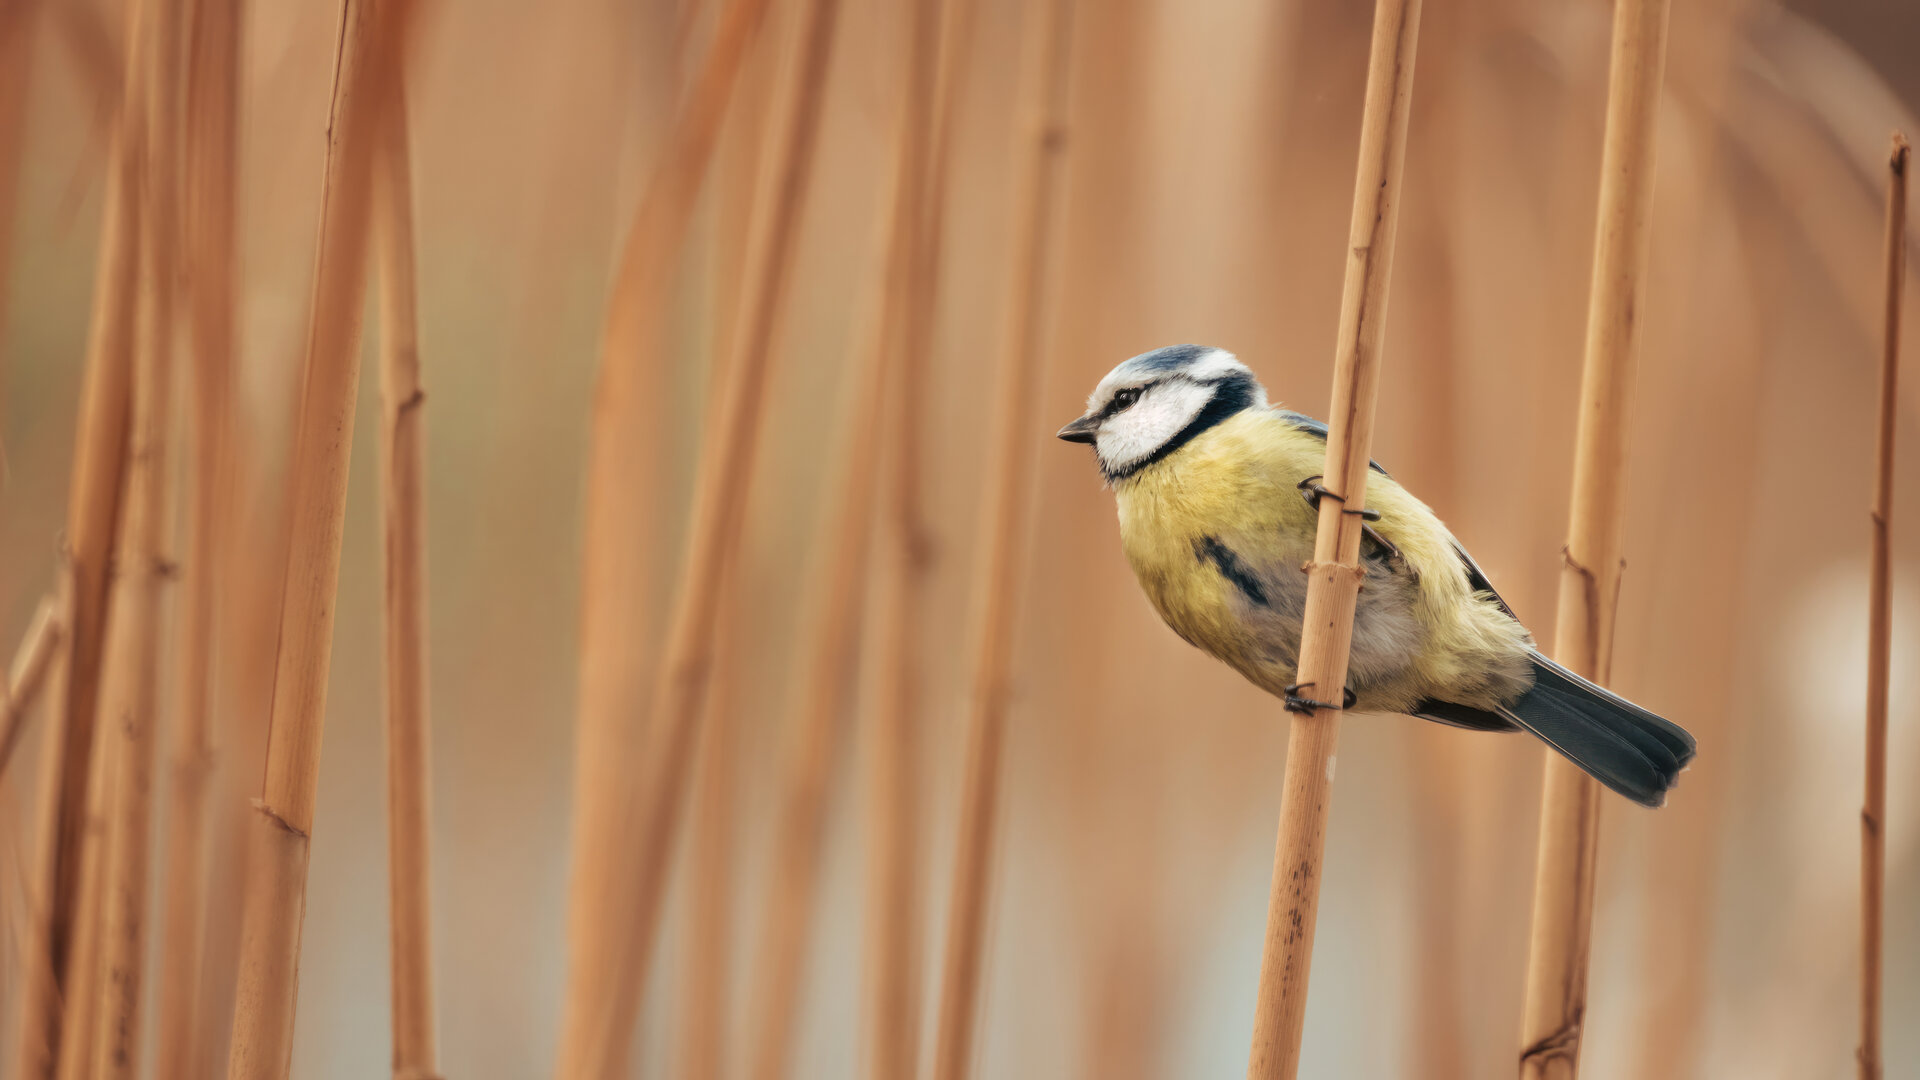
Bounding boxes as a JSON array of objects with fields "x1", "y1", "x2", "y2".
[
  {"x1": 1448, "y1": 538, "x2": 1518, "y2": 620},
  {"x1": 1276, "y1": 409, "x2": 1520, "y2": 621},
  {"x1": 1273, "y1": 411, "x2": 1391, "y2": 477}
]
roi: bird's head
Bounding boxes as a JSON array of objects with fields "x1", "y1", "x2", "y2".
[{"x1": 1056, "y1": 345, "x2": 1266, "y2": 483}]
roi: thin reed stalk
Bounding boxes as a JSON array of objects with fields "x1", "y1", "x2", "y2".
[
  {"x1": 374, "y1": 60, "x2": 438, "y2": 1080},
  {"x1": 35, "y1": 4, "x2": 146, "y2": 1074},
  {"x1": 928, "y1": 2, "x2": 1077, "y2": 1077},
  {"x1": 0, "y1": 598, "x2": 64, "y2": 779},
  {"x1": 89, "y1": 0, "x2": 186, "y2": 1072},
  {"x1": 675, "y1": 13, "x2": 783, "y2": 1074},
  {"x1": 740, "y1": 279, "x2": 895, "y2": 1080},
  {"x1": 677, "y1": 567, "x2": 741, "y2": 1080},
  {"x1": 17, "y1": 575, "x2": 75, "y2": 1080},
  {"x1": 1242, "y1": 6, "x2": 1423, "y2": 1080},
  {"x1": 1859, "y1": 131, "x2": 1907, "y2": 1080},
  {"x1": 555, "y1": 0, "x2": 842, "y2": 1072},
  {"x1": 862, "y1": 0, "x2": 969, "y2": 1074},
  {"x1": 739, "y1": 0, "x2": 957, "y2": 1039},
  {"x1": 559, "y1": 0, "x2": 773, "y2": 1063},
  {"x1": 153, "y1": 0, "x2": 241, "y2": 1074},
  {"x1": 1516, "y1": 1, "x2": 1671, "y2": 1076},
  {"x1": 226, "y1": 2, "x2": 409, "y2": 1075}
]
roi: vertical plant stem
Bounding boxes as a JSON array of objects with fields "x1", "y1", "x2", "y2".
[
  {"x1": 928, "y1": 2, "x2": 1076, "y2": 1077},
  {"x1": 374, "y1": 56, "x2": 438, "y2": 1080},
  {"x1": 225, "y1": 2, "x2": 408, "y2": 1075},
  {"x1": 1859, "y1": 131, "x2": 1907, "y2": 1080},
  {"x1": 862, "y1": 0, "x2": 970, "y2": 1073},
  {"x1": 42, "y1": 2, "x2": 148, "y2": 1074},
  {"x1": 675, "y1": 13, "x2": 783, "y2": 1075},
  {"x1": 90, "y1": 0, "x2": 185, "y2": 1072},
  {"x1": 557, "y1": 0, "x2": 842, "y2": 1073},
  {"x1": 739, "y1": 0, "x2": 954, "y2": 1039},
  {"x1": 740, "y1": 278, "x2": 893, "y2": 1080},
  {"x1": 1516, "y1": 1, "x2": 1670, "y2": 1077},
  {"x1": 1242, "y1": 2, "x2": 1421, "y2": 1077},
  {"x1": 153, "y1": 0, "x2": 241, "y2": 1074},
  {"x1": 676, "y1": 567, "x2": 740, "y2": 1080},
  {"x1": 558, "y1": 0, "x2": 773, "y2": 1066}
]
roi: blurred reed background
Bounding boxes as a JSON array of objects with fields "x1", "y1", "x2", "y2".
[{"x1": 1, "y1": 0, "x2": 1919, "y2": 1077}]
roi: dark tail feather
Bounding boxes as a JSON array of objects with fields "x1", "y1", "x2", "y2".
[{"x1": 1499, "y1": 654, "x2": 1698, "y2": 808}]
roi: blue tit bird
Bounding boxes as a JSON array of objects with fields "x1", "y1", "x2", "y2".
[{"x1": 1056, "y1": 344, "x2": 1696, "y2": 807}]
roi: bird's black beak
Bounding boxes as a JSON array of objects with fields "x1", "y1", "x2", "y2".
[{"x1": 1056, "y1": 414, "x2": 1098, "y2": 444}]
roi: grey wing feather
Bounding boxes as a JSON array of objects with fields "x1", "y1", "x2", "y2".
[
  {"x1": 1277, "y1": 409, "x2": 1518, "y2": 620},
  {"x1": 1274, "y1": 411, "x2": 1391, "y2": 477}
]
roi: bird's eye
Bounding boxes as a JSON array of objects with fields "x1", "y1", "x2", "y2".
[{"x1": 1111, "y1": 387, "x2": 1142, "y2": 411}]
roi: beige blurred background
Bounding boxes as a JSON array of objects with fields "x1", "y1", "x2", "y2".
[{"x1": 4, "y1": 0, "x2": 1920, "y2": 1077}]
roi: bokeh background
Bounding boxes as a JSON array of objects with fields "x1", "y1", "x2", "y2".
[{"x1": 4, "y1": 0, "x2": 1920, "y2": 1077}]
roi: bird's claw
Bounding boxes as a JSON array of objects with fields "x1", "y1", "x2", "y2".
[
  {"x1": 1283, "y1": 682, "x2": 1356, "y2": 715},
  {"x1": 1297, "y1": 476, "x2": 1382, "y2": 521},
  {"x1": 1297, "y1": 476, "x2": 1405, "y2": 568}
]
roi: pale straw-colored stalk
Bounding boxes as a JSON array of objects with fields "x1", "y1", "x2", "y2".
[
  {"x1": 225, "y1": 2, "x2": 410, "y2": 1075},
  {"x1": 1242, "y1": 1, "x2": 1422, "y2": 1076},
  {"x1": 153, "y1": 0, "x2": 241, "y2": 1074},
  {"x1": 928, "y1": 1, "x2": 1078, "y2": 1076},
  {"x1": 373, "y1": 55, "x2": 440, "y2": 1080},
  {"x1": 557, "y1": 0, "x2": 773, "y2": 1067},
  {"x1": 88, "y1": 0, "x2": 185, "y2": 1072},
  {"x1": 1516, "y1": 1, "x2": 1671, "y2": 1076},
  {"x1": 554, "y1": 0, "x2": 843, "y2": 1071},
  {"x1": 1858, "y1": 131, "x2": 1907, "y2": 1080}
]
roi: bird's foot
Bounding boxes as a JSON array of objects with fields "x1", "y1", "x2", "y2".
[
  {"x1": 1297, "y1": 476, "x2": 1381, "y2": 521},
  {"x1": 1283, "y1": 682, "x2": 1356, "y2": 715},
  {"x1": 1296, "y1": 476, "x2": 1404, "y2": 566}
]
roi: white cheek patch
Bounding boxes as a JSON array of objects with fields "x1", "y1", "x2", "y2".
[{"x1": 1095, "y1": 380, "x2": 1214, "y2": 474}]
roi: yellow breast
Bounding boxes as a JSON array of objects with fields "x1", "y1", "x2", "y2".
[
  {"x1": 1108, "y1": 407, "x2": 1535, "y2": 714},
  {"x1": 1111, "y1": 411, "x2": 1324, "y2": 683}
]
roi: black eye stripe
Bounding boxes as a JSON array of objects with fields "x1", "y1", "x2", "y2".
[{"x1": 1099, "y1": 371, "x2": 1256, "y2": 482}]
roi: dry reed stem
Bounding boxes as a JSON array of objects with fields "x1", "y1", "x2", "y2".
[
  {"x1": 88, "y1": 0, "x2": 185, "y2": 1071},
  {"x1": 1859, "y1": 132, "x2": 1907, "y2": 1080},
  {"x1": 0, "y1": 599, "x2": 65, "y2": 780},
  {"x1": 558, "y1": 0, "x2": 773, "y2": 1060},
  {"x1": 226, "y1": 2, "x2": 408, "y2": 1076},
  {"x1": 740, "y1": 0, "x2": 950, "y2": 1041},
  {"x1": 1241, "y1": 5, "x2": 1422, "y2": 1079},
  {"x1": 374, "y1": 60, "x2": 439, "y2": 1080},
  {"x1": 1516, "y1": 1, "x2": 1671, "y2": 1076},
  {"x1": 677, "y1": 567, "x2": 741, "y2": 1080},
  {"x1": 152, "y1": 0, "x2": 241, "y2": 1074},
  {"x1": 741, "y1": 272, "x2": 897, "y2": 1080},
  {"x1": 16, "y1": 575, "x2": 75, "y2": 1080},
  {"x1": 675, "y1": 13, "x2": 783, "y2": 1075},
  {"x1": 36, "y1": 6, "x2": 146, "y2": 1075},
  {"x1": 859, "y1": 0, "x2": 953, "y2": 1071},
  {"x1": 554, "y1": 0, "x2": 842, "y2": 1072},
  {"x1": 928, "y1": 2, "x2": 1077, "y2": 1078}
]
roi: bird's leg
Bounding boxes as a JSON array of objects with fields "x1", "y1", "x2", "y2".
[
  {"x1": 1283, "y1": 681, "x2": 1357, "y2": 716},
  {"x1": 1296, "y1": 476, "x2": 1405, "y2": 568}
]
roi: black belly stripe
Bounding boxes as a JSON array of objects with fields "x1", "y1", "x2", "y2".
[{"x1": 1193, "y1": 535, "x2": 1268, "y2": 607}]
